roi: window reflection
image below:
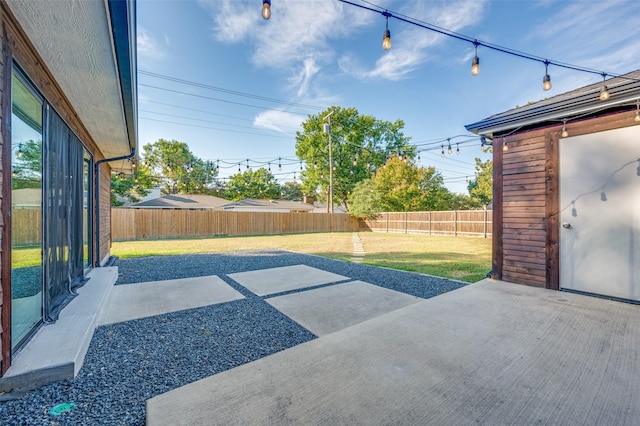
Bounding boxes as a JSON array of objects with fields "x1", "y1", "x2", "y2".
[{"x1": 11, "y1": 70, "x2": 43, "y2": 350}]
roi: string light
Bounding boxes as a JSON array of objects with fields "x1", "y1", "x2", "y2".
[
  {"x1": 382, "y1": 11, "x2": 392, "y2": 50},
  {"x1": 456, "y1": 143, "x2": 460, "y2": 155},
  {"x1": 502, "y1": 138, "x2": 508, "y2": 152},
  {"x1": 599, "y1": 73, "x2": 610, "y2": 101},
  {"x1": 447, "y1": 139, "x2": 452, "y2": 155},
  {"x1": 542, "y1": 60, "x2": 552, "y2": 91},
  {"x1": 278, "y1": 157, "x2": 282, "y2": 171},
  {"x1": 261, "y1": 0, "x2": 271, "y2": 20},
  {"x1": 337, "y1": 0, "x2": 634, "y2": 93},
  {"x1": 635, "y1": 99, "x2": 640, "y2": 122},
  {"x1": 561, "y1": 119, "x2": 569, "y2": 138},
  {"x1": 471, "y1": 40, "x2": 480, "y2": 76},
  {"x1": 441, "y1": 145, "x2": 445, "y2": 157}
]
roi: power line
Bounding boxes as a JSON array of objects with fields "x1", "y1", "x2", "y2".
[
  {"x1": 139, "y1": 70, "x2": 325, "y2": 111},
  {"x1": 139, "y1": 117, "x2": 293, "y2": 139},
  {"x1": 140, "y1": 84, "x2": 312, "y2": 116}
]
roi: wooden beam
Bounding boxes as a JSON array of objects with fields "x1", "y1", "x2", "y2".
[
  {"x1": 545, "y1": 130, "x2": 560, "y2": 290},
  {"x1": 492, "y1": 137, "x2": 504, "y2": 280}
]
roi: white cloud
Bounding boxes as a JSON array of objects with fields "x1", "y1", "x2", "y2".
[
  {"x1": 200, "y1": 0, "x2": 374, "y2": 100},
  {"x1": 254, "y1": 110, "x2": 304, "y2": 133},
  {"x1": 528, "y1": 1, "x2": 640, "y2": 73},
  {"x1": 290, "y1": 58, "x2": 321, "y2": 98},
  {"x1": 137, "y1": 27, "x2": 166, "y2": 61}
]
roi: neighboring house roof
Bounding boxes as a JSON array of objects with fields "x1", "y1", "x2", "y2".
[
  {"x1": 311, "y1": 203, "x2": 347, "y2": 214},
  {"x1": 130, "y1": 194, "x2": 230, "y2": 209},
  {"x1": 223, "y1": 199, "x2": 316, "y2": 213},
  {"x1": 5, "y1": 0, "x2": 137, "y2": 171},
  {"x1": 465, "y1": 70, "x2": 640, "y2": 136}
]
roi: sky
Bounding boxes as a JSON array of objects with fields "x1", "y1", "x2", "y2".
[{"x1": 136, "y1": 0, "x2": 640, "y2": 194}]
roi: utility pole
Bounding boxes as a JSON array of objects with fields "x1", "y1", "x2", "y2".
[{"x1": 323, "y1": 111, "x2": 334, "y2": 214}]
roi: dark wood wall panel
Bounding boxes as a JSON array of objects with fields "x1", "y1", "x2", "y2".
[{"x1": 499, "y1": 132, "x2": 547, "y2": 287}]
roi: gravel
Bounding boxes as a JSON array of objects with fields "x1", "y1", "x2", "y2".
[{"x1": 0, "y1": 250, "x2": 466, "y2": 425}]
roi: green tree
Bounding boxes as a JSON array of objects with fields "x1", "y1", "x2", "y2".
[
  {"x1": 142, "y1": 139, "x2": 217, "y2": 194},
  {"x1": 111, "y1": 163, "x2": 157, "y2": 206},
  {"x1": 373, "y1": 156, "x2": 450, "y2": 212},
  {"x1": 226, "y1": 168, "x2": 280, "y2": 201},
  {"x1": 295, "y1": 106, "x2": 413, "y2": 211},
  {"x1": 348, "y1": 178, "x2": 381, "y2": 218},
  {"x1": 448, "y1": 193, "x2": 482, "y2": 210},
  {"x1": 12, "y1": 139, "x2": 42, "y2": 189},
  {"x1": 280, "y1": 180, "x2": 303, "y2": 201},
  {"x1": 467, "y1": 158, "x2": 493, "y2": 207}
]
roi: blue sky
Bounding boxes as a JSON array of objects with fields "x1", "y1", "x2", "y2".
[{"x1": 136, "y1": 0, "x2": 640, "y2": 194}]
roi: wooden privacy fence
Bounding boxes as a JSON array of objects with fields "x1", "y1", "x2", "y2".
[
  {"x1": 111, "y1": 208, "x2": 360, "y2": 241},
  {"x1": 359, "y1": 210, "x2": 492, "y2": 237}
]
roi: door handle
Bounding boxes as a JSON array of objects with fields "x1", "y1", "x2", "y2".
[{"x1": 562, "y1": 222, "x2": 572, "y2": 229}]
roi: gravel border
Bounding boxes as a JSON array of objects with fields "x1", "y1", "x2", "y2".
[{"x1": 0, "y1": 250, "x2": 467, "y2": 425}]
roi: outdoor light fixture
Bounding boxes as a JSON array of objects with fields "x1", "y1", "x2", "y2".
[
  {"x1": 561, "y1": 119, "x2": 569, "y2": 138},
  {"x1": 599, "y1": 73, "x2": 610, "y2": 101},
  {"x1": 471, "y1": 41, "x2": 480, "y2": 76},
  {"x1": 262, "y1": 0, "x2": 271, "y2": 20},
  {"x1": 441, "y1": 145, "x2": 445, "y2": 157},
  {"x1": 456, "y1": 143, "x2": 460, "y2": 155},
  {"x1": 542, "y1": 61, "x2": 552, "y2": 91},
  {"x1": 502, "y1": 138, "x2": 508, "y2": 152},
  {"x1": 447, "y1": 139, "x2": 452, "y2": 155},
  {"x1": 382, "y1": 12, "x2": 392, "y2": 51}
]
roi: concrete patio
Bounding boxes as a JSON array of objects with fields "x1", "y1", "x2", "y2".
[{"x1": 147, "y1": 277, "x2": 640, "y2": 425}]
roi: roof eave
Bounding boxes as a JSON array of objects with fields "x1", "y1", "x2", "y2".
[
  {"x1": 106, "y1": 0, "x2": 138, "y2": 156},
  {"x1": 466, "y1": 80, "x2": 640, "y2": 136}
]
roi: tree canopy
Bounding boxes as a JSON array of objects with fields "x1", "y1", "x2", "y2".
[
  {"x1": 467, "y1": 158, "x2": 493, "y2": 207},
  {"x1": 225, "y1": 168, "x2": 280, "y2": 201},
  {"x1": 142, "y1": 139, "x2": 217, "y2": 194},
  {"x1": 348, "y1": 156, "x2": 452, "y2": 216},
  {"x1": 111, "y1": 164, "x2": 156, "y2": 206},
  {"x1": 295, "y1": 106, "x2": 413, "y2": 211}
]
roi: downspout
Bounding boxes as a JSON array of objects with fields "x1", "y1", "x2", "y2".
[{"x1": 94, "y1": 148, "x2": 136, "y2": 267}]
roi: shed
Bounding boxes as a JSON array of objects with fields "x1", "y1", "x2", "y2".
[{"x1": 465, "y1": 70, "x2": 640, "y2": 302}]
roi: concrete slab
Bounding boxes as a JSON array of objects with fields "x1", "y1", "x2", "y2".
[
  {"x1": 266, "y1": 281, "x2": 422, "y2": 336},
  {"x1": 98, "y1": 275, "x2": 244, "y2": 326},
  {"x1": 147, "y1": 279, "x2": 640, "y2": 425},
  {"x1": 1, "y1": 267, "x2": 118, "y2": 393},
  {"x1": 228, "y1": 265, "x2": 348, "y2": 296}
]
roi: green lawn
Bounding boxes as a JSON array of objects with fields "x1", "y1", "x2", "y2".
[{"x1": 112, "y1": 232, "x2": 491, "y2": 283}]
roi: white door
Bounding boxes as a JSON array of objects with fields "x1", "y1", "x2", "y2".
[{"x1": 560, "y1": 125, "x2": 640, "y2": 302}]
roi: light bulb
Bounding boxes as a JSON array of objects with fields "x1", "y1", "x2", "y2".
[
  {"x1": 543, "y1": 74, "x2": 552, "y2": 91},
  {"x1": 561, "y1": 127, "x2": 568, "y2": 138},
  {"x1": 382, "y1": 29, "x2": 391, "y2": 51},
  {"x1": 635, "y1": 111, "x2": 640, "y2": 122},
  {"x1": 447, "y1": 144, "x2": 452, "y2": 155},
  {"x1": 502, "y1": 141, "x2": 508, "y2": 152},
  {"x1": 262, "y1": 0, "x2": 271, "y2": 20},
  {"x1": 471, "y1": 56, "x2": 480, "y2": 76},
  {"x1": 599, "y1": 85, "x2": 610, "y2": 101},
  {"x1": 441, "y1": 145, "x2": 445, "y2": 157}
]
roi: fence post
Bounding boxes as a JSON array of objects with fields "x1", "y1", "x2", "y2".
[
  {"x1": 386, "y1": 213, "x2": 389, "y2": 233},
  {"x1": 428, "y1": 211, "x2": 432, "y2": 235},
  {"x1": 405, "y1": 211, "x2": 408, "y2": 234},
  {"x1": 454, "y1": 210, "x2": 458, "y2": 236},
  {"x1": 483, "y1": 209, "x2": 487, "y2": 238}
]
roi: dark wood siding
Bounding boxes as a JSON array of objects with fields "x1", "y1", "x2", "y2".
[{"x1": 501, "y1": 133, "x2": 548, "y2": 287}]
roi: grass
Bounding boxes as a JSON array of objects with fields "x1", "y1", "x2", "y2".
[{"x1": 112, "y1": 232, "x2": 491, "y2": 283}]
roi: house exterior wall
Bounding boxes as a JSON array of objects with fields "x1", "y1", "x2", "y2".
[
  {"x1": 493, "y1": 109, "x2": 640, "y2": 289},
  {"x1": 0, "y1": 4, "x2": 109, "y2": 374}
]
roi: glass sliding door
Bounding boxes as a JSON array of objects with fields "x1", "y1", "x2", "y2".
[{"x1": 11, "y1": 68, "x2": 44, "y2": 351}]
